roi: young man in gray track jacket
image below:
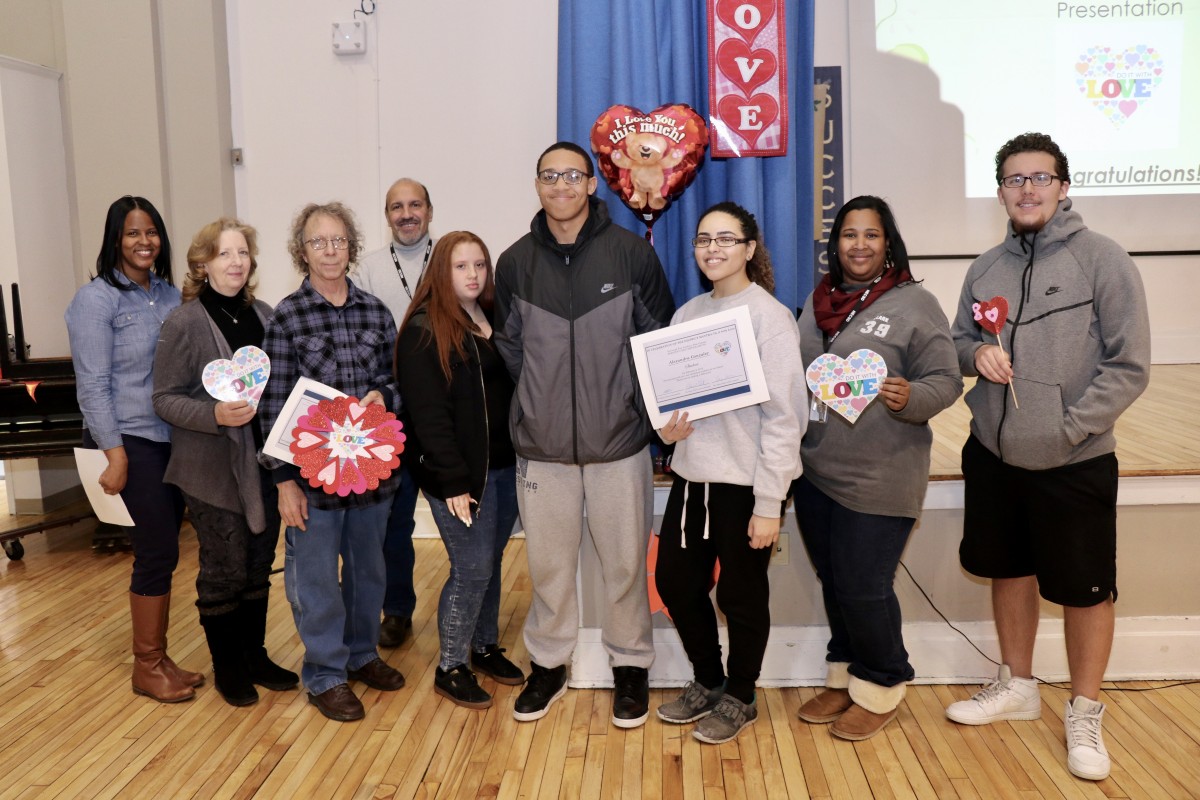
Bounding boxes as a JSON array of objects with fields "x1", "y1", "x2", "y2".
[
  {"x1": 493, "y1": 141, "x2": 675, "y2": 728},
  {"x1": 944, "y1": 133, "x2": 1150, "y2": 783}
]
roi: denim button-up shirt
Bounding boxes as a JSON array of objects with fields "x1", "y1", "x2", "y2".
[{"x1": 66, "y1": 271, "x2": 181, "y2": 450}]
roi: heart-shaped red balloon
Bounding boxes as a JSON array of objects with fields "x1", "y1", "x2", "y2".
[
  {"x1": 715, "y1": 0, "x2": 776, "y2": 44},
  {"x1": 716, "y1": 39, "x2": 778, "y2": 96},
  {"x1": 972, "y1": 296, "x2": 1010, "y2": 335},
  {"x1": 590, "y1": 104, "x2": 708, "y2": 230},
  {"x1": 715, "y1": 93, "x2": 779, "y2": 150}
]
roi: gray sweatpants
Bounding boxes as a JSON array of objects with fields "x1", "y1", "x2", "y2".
[{"x1": 517, "y1": 449, "x2": 655, "y2": 670}]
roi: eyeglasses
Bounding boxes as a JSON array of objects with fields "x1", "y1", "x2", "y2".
[
  {"x1": 305, "y1": 236, "x2": 350, "y2": 251},
  {"x1": 999, "y1": 172, "x2": 1061, "y2": 189},
  {"x1": 537, "y1": 168, "x2": 589, "y2": 185},
  {"x1": 692, "y1": 236, "x2": 750, "y2": 248}
]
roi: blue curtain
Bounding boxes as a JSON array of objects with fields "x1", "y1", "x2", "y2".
[{"x1": 558, "y1": 1, "x2": 814, "y2": 313}]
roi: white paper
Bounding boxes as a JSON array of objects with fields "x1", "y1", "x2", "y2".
[
  {"x1": 261, "y1": 376, "x2": 347, "y2": 465},
  {"x1": 630, "y1": 305, "x2": 769, "y2": 430},
  {"x1": 73, "y1": 448, "x2": 135, "y2": 526}
]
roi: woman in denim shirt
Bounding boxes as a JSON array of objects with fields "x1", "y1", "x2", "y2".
[{"x1": 66, "y1": 195, "x2": 198, "y2": 703}]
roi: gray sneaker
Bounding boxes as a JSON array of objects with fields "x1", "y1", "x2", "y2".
[
  {"x1": 692, "y1": 694, "x2": 757, "y2": 744},
  {"x1": 657, "y1": 681, "x2": 724, "y2": 724}
]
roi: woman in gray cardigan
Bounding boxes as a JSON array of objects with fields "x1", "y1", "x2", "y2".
[{"x1": 153, "y1": 217, "x2": 298, "y2": 706}]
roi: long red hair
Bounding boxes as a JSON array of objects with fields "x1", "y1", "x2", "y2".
[{"x1": 398, "y1": 231, "x2": 495, "y2": 382}]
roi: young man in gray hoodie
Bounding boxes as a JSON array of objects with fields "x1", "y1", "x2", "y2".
[{"x1": 944, "y1": 132, "x2": 1150, "y2": 782}]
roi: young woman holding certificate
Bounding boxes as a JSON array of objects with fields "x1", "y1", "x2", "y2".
[
  {"x1": 653, "y1": 202, "x2": 806, "y2": 745},
  {"x1": 793, "y1": 196, "x2": 961, "y2": 741}
]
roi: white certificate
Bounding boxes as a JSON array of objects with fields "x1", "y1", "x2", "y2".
[
  {"x1": 630, "y1": 305, "x2": 769, "y2": 429},
  {"x1": 261, "y1": 376, "x2": 346, "y2": 465}
]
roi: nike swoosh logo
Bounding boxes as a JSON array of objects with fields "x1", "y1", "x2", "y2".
[{"x1": 1045, "y1": 286, "x2": 1061, "y2": 295}]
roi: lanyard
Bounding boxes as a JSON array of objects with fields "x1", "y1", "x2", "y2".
[
  {"x1": 389, "y1": 239, "x2": 433, "y2": 300},
  {"x1": 822, "y1": 272, "x2": 883, "y2": 352}
]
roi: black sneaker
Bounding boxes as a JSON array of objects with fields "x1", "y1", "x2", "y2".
[
  {"x1": 513, "y1": 662, "x2": 567, "y2": 722},
  {"x1": 435, "y1": 664, "x2": 492, "y2": 709},
  {"x1": 612, "y1": 666, "x2": 649, "y2": 728},
  {"x1": 471, "y1": 645, "x2": 525, "y2": 686}
]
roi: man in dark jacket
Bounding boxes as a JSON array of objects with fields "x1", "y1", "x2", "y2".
[{"x1": 494, "y1": 141, "x2": 675, "y2": 728}]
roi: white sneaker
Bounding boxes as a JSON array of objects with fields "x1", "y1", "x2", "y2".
[
  {"x1": 1065, "y1": 696, "x2": 1110, "y2": 781},
  {"x1": 945, "y1": 664, "x2": 1041, "y2": 725}
]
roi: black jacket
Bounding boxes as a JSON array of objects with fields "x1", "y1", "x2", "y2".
[
  {"x1": 395, "y1": 308, "x2": 514, "y2": 501},
  {"x1": 493, "y1": 198, "x2": 675, "y2": 464}
]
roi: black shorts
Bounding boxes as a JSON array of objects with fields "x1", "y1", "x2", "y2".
[{"x1": 959, "y1": 434, "x2": 1118, "y2": 607}]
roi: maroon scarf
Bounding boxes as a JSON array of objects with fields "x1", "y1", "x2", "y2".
[{"x1": 811, "y1": 267, "x2": 912, "y2": 337}]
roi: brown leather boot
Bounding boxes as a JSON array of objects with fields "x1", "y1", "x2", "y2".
[
  {"x1": 130, "y1": 592, "x2": 195, "y2": 703},
  {"x1": 797, "y1": 688, "x2": 853, "y2": 724},
  {"x1": 159, "y1": 591, "x2": 205, "y2": 688}
]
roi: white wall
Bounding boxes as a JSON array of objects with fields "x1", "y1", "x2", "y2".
[
  {"x1": 227, "y1": 0, "x2": 559, "y2": 306},
  {"x1": 0, "y1": 58, "x2": 73, "y2": 357}
]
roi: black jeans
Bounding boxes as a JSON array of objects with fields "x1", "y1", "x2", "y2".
[
  {"x1": 655, "y1": 476, "x2": 773, "y2": 704},
  {"x1": 84, "y1": 431, "x2": 184, "y2": 596}
]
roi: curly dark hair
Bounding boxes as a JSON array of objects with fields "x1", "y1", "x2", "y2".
[
  {"x1": 994, "y1": 132, "x2": 1070, "y2": 185},
  {"x1": 696, "y1": 201, "x2": 775, "y2": 294}
]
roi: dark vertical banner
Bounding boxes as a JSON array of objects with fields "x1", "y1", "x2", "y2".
[{"x1": 813, "y1": 66, "x2": 843, "y2": 290}]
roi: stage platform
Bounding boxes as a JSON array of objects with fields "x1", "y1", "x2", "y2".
[{"x1": 929, "y1": 363, "x2": 1200, "y2": 480}]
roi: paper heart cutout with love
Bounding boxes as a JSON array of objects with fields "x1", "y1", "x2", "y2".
[
  {"x1": 806, "y1": 349, "x2": 888, "y2": 424},
  {"x1": 972, "y1": 296, "x2": 1009, "y2": 336},
  {"x1": 202, "y1": 346, "x2": 271, "y2": 409},
  {"x1": 289, "y1": 396, "x2": 405, "y2": 496}
]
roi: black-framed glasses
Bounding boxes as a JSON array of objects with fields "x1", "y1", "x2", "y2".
[
  {"x1": 537, "y1": 168, "x2": 589, "y2": 185},
  {"x1": 692, "y1": 236, "x2": 750, "y2": 248},
  {"x1": 1000, "y1": 172, "x2": 1061, "y2": 189},
  {"x1": 305, "y1": 236, "x2": 350, "y2": 251}
]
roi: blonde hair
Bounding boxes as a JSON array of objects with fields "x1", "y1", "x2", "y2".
[{"x1": 182, "y1": 217, "x2": 259, "y2": 303}]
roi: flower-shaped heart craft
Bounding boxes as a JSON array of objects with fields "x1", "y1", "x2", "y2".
[
  {"x1": 202, "y1": 346, "x2": 271, "y2": 409},
  {"x1": 289, "y1": 396, "x2": 405, "y2": 496},
  {"x1": 972, "y1": 296, "x2": 1009, "y2": 336},
  {"x1": 806, "y1": 349, "x2": 888, "y2": 424}
]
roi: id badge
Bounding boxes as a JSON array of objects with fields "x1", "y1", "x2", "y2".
[{"x1": 809, "y1": 396, "x2": 828, "y2": 423}]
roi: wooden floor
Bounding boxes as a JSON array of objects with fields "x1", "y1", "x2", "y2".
[
  {"x1": 3, "y1": 522, "x2": 1200, "y2": 799},
  {"x1": 928, "y1": 363, "x2": 1200, "y2": 479}
]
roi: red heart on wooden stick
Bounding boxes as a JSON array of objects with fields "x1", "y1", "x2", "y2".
[
  {"x1": 972, "y1": 296, "x2": 1009, "y2": 336},
  {"x1": 715, "y1": 0, "x2": 776, "y2": 44},
  {"x1": 716, "y1": 39, "x2": 777, "y2": 96}
]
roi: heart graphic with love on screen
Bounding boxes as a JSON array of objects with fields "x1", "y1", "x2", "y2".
[{"x1": 1075, "y1": 45, "x2": 1163, "y2": 127}]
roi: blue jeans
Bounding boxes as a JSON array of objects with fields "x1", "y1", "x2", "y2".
[
  {"x1": 383, "y1": 465, "x2": 420, "y2": 617},
  {"x1": 426, "y1": 466, "x2": 518, "y2": 671},
  {"x1": 283, "y1": 498, "x2": 390, "y2": 695},
  {"x1": 793, "y1": 476, "x2": 916, "y2": 688}
]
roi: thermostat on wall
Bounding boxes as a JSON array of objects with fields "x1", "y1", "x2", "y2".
[{"x1": 332, "y1": 21, "x2": 366, "y2": 55}]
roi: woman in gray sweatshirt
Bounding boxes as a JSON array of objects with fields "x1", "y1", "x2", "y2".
[
  {"x1": 653, "y1": 202, "x2": 806, "y2": 746},
  {"x1": 793, "y1": 196, "x2": 962, "y2": 741}
]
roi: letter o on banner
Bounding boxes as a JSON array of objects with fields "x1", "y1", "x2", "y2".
[{"x1": 735, "y1": 4, "x2": 761, "y2": 29}]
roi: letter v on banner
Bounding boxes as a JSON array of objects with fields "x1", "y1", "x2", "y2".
[{"x1": 709, "y1": 0, "x2": 788, "y2": 157}]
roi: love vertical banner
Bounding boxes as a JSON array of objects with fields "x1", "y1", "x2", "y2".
[{"x1": 708, "y1": 0, "x2": 788, "y2": 158}]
